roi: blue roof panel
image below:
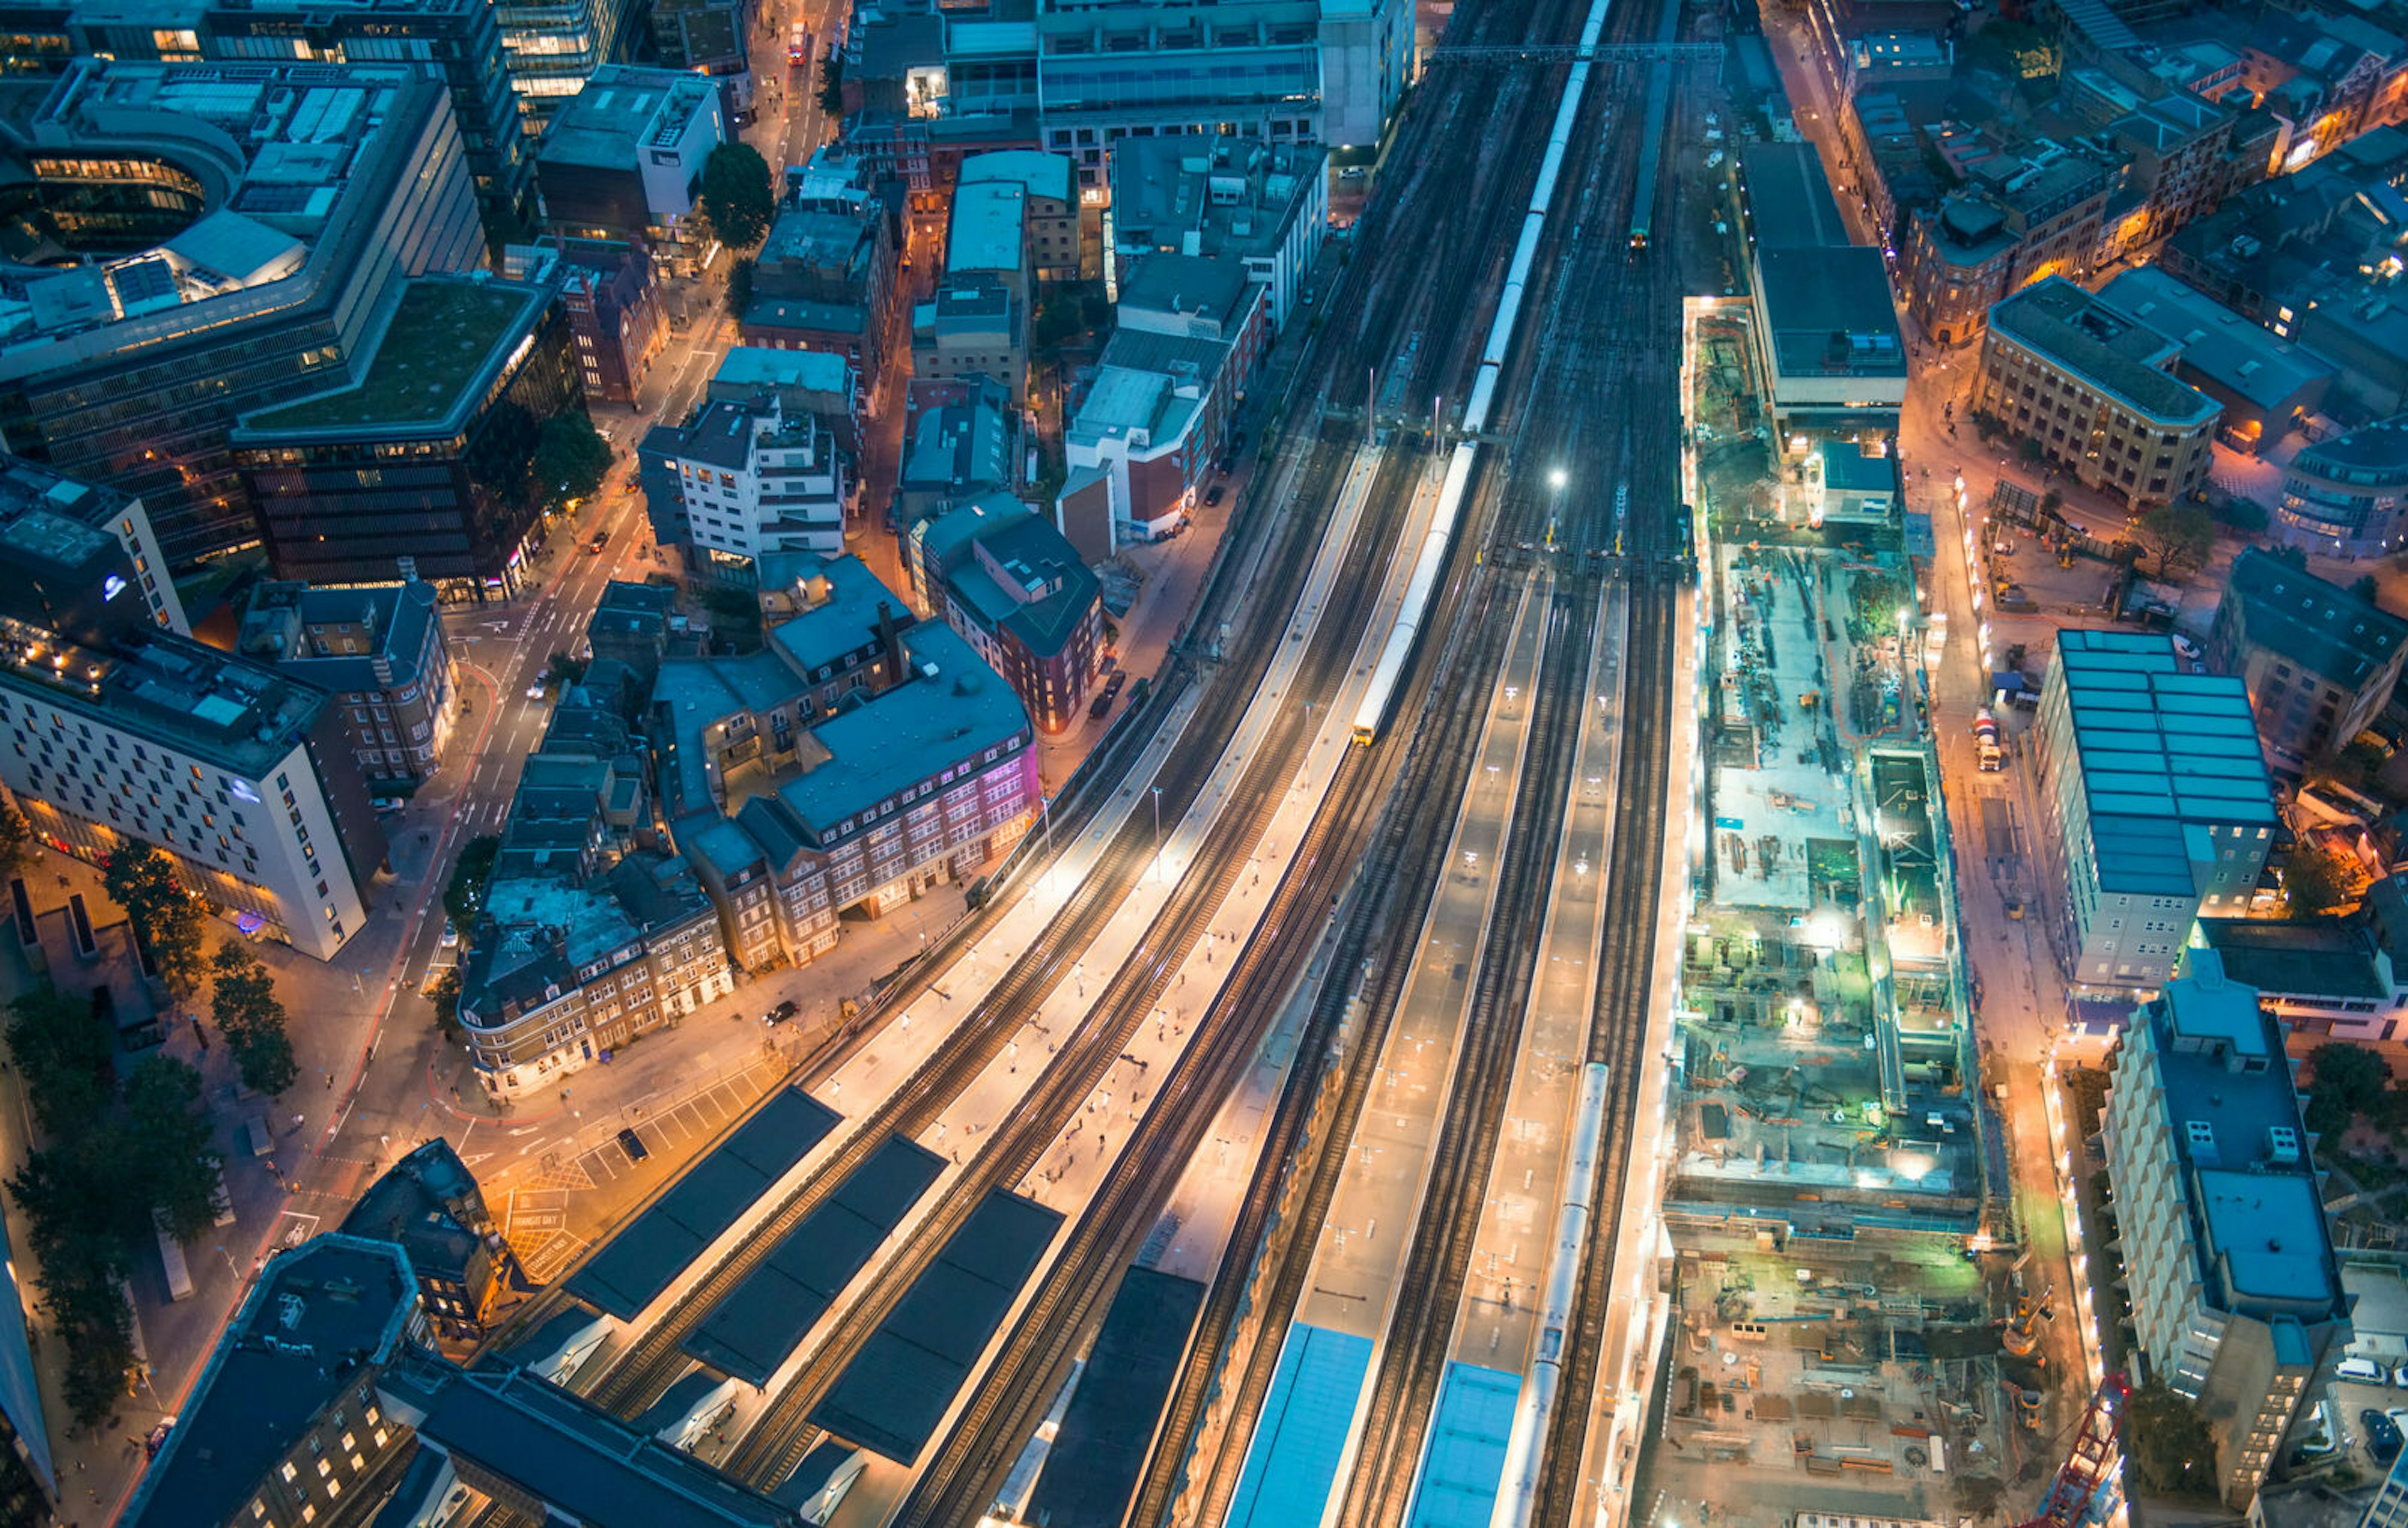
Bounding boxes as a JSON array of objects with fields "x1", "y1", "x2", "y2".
[
  {"x1": 1227, "y1": 1325, "x2": 1373, "y2": 1528},
  {"x1": 1407, "y1": 1363, "x2": 1521, "y2": 1528}
]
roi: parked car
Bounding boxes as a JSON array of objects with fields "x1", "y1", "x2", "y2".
[
  {"x1": 763, "y1": 999, "x2": 798, "y2": 1026},
  {"x1": 371, "y1": 797, "x2": 403, "y2": 813},
  {"x1": 1205, "y1": 484, "x2": 1225, "y2": 507},
  {"x1": 2363, "y1": 1408, "x2": 2402, "y2": 1461},
  {"x1": 616, "y1": 1126, "x2": 650, "y2": 1162},
  {"x1": 440, "y1": 921, "x2": 459, "y2": 949}
]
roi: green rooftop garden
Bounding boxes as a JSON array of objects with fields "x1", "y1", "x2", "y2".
[{"x1": 243, "y1": 280, "x2": 532, "y2": 433}]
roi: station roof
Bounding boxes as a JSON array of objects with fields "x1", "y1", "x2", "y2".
[
  {"x1": 1408, "y1": 1363, "x2": 1522, "y2": 1528},
  {"x1": 682, "y1": 1135, "x2": 945, "y2": 1385},
  {"x1": 564, "y1": 1087, "x2": 840, "y2": 1319},
  {"x1": 1023, "y1": 1267, "x2": 1206, "y2": 1528},
  {"x1": 808, "y1": 1187, "x2": 1063, "y2": 1462},
  {"x1": 1226, "y1": 1324, "x2": 1375, "y2": 1528},
  {"x1": 2053, "y1": 630, "x2": 2273, "y2": 897}
]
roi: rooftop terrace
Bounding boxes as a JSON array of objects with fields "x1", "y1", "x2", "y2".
[{"x1": 238, "y1": 278, "x2": 540, "y2": 434}]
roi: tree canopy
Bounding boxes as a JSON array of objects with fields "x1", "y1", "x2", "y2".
[
  {"x1": 2123, "y1": 1382, "x2": 2220, "y2": 1503},
  {"x1": 700, "y1": 141, "x2": 776, "y2": 250},
  {"x1": 2285, "y1": 842, "x2": 2363, "y2": 920},
  {"x1": 211, "y1": 942, "x2": 298, "y2": 1096},
  {"x1": 445, "y1": 834, "x2": 502, "y2": 928},
  {"x1": 2305, "y1": 1041, "x2": 2390, "y2": 1140},
  {"x1": 103, "y1": 844, "x2": 206, "y2": 994},
  {"x1": 531, "y1": 412, "x2": 612, "y2": 511},
  {"x1": 2131, "y1": 502, "x2": 2215, "y2": 578},
  {"x1": 816, "y1": 52, "x2": 845, "y2": 118},
  {"x1": 726, "y1": 254, "x2": 755, "y2": 319},
  {"x1": 5, "y1": 983, "x2": 115, "y2": 1138},
  {"x1": 0, "y1": 801, "x2": 32, "y2": 877}
]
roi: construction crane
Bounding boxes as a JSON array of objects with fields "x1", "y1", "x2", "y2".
[{"x1": 2017, "y1": 1373, "x2": 2130, "y2": 1528}]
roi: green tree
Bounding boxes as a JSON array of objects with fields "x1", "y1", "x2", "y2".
[
  {"x1": 546, "y1": 650, "x2": 590, "y2": 688},
  {"x1": 444, "y1": 834, "x2": 502, "y2": 928},
  {"x1": 2305, "y1": 1041, "x2": 2390, "y2": 1140},
  {"x1": 2132, "y1": 502, "x2": 2215, "y2": 578},
  {"x1": 2285, "y1": 842, "x2": 2363, "y2": 920},
  {"x1": 2268, "y1": 542, "x2": 2309, "y2": 570},
  {"x1": 103, "y1": 844, "x2": 206, "y2": 995},
  {"x1": 2123, "y1": 1382, "x2": 2219, "y2": 1502},
  {"x1": 2351, "y1": 573, "x2": 2382, "y2": 603},
  {"x1": 429, "y1": 967, "x2": 463, "y2": 1041},
  {"x1": 211, "y1": 942, "x2": 297, "y2": 1097},
  {"x1": 531, "y1": 413, "x2": 611, "y2": 512},
  {"x1": 7, "y1": 1151, "x2": 134, "y2": 1425},
  {"x1": 816, "y1": 51, "x2": 845, "y2": 117},
  {"x1": 4, "y1": 983, "x2": 115, "y2": 1138},
  {"x1": 0, "y1": 800, "x2": 33, "y2": 876},
  {"x1": 699, "y1": 141, "x2": 776, "y2": 250},
  {"x1": 116, "y1": 1056, "x2": 221, "y2": 1242},
  {"x1": 725, "y1": 253, "x2": 755, "y2": 318}
]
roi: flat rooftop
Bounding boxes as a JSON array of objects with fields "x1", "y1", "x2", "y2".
[
  {"x1": 1739, "y1": 142, "x2": 1852, "y2": 251},
  {"x1": 2101, "y1": 267, "x2": 2334, "y2": 411},
  {"x1": 1025, "y1": 1268, "x2": 1207, "y2": 1528},
  {"x1": 125, "y1": 1236, "x2": 418, "y2": 1528},
  {"x1": 1989, "y1": 277, "x2": 2217, "y2": 427},
  {"x1": 237, "y1": 277, "x2": 542, "y2": 434},
  {"x1": 541, "y1": 65, "x2": 717, "y2": 171},
  {"x1": 0, "y1": 620, "x2": 329, "y2": 778},
  {"x1": 1757, "y1": 247, "x2": 1906, "y2": 380}
]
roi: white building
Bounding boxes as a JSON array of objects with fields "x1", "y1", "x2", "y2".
[
  {"x1": 2104, "y1": 951, "x2": 2352, "y2": 1508},
  {"x1": 1108, "y1": 137, "x2": 1328, "y2": 330},
  {"x1": 2032, "y1": 630, "x2": 2278, "y2": 992},
  {"x1": 641, "y1": 395, "x2": 852, "y2": 578}
]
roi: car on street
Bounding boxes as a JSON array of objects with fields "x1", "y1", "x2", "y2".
[
  {"x1": 763, "y1": 999, "x2": 798, "y2": 1026},
  {"x1": 588, "y1": 529, "x2": 611, "y2": 554},
  {"x1": 1205, "y1": 484, "x2": 1225, "y2": 507},
  {"x1": 440, "y1": 920, "x2": 459, "y2": 948},
  {"x1": 526, "y1": 683, "x2": 546, "y2": 700}
]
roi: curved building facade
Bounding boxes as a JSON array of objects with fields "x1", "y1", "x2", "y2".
[{"x1": 2275, "y1": 415, "x2": 2408, "y2": 560}]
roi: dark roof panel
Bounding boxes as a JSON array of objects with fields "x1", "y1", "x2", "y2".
[{"x1": 1024, "y1": 1267, "x2": 1207, "y2": 1528}]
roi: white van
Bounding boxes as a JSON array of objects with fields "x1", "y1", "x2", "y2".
[{"x1": 2339, "y1": 1357, "x2": 2385, "y2": 1384}]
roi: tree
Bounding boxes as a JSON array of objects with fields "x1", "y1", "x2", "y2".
[
  {"x1": 699, "y1": 141, "x2": 775, "y2": 250},
  {"x1": 725, "y1": 254, "x2": 755, "y2": 319},
  {"x1": 530, "y1": 412, "x2": 611, "y2": 512},
  {"x1": 2123, "y1": 1381, "x2": 2220, "y2": 1503},
  {"x1": 2285, "y1": 842, "x2": 2363, "y2": 920},
  {"x1": 546, "y1": 650, "x2": 590, "y2": 688},
  {"x1": 115, "y1": 1056, "x2": 221, "y2": 1242},
  {"x1": 7, "y1": 1150, "x2": 134, "y2": 1425},
  {"x1": 429, "y1": 967, "x2": 463, "y2": 1041},
  {"x1": 4, "y1": 984, "x2": 115, "y2": 1138},
  {"x1": 2305, "y1": 1041, "x2": 2390, "y2": 1140},
  {"x1": 211, "y1": 942, "x2": 297, "y2": 1096},
  {"x1": 2131, "y1": 502, "x2": 2215, "y2": 578},
  {"x1": 0, "y1": 800, "x2": 33, "y2": 876},
  {"x1": 102, "y1": 844, "x2": 205, "y2": 995},
  {"x1": 2351, "y1": 573, "x2": 2382, "y2": 603},
  {"x1": 816, "y1": 51, "x2": 845, "y2": 118},
  {"x1": 2268, "y1": 541, "x2": 2309, "y2": 570},
  {"x1": 444, "y1": 834, "x2": 502, "y2": 928}
]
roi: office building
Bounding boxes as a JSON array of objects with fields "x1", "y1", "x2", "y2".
[
  {"x1": 1899, "y1": 145, "x2": 2113, "y2": 348},
  {"x1": 0, "y1": 57, "x2": 485, "y2": 567},
  {"x1": 639, "y1": 388, "x2": 854, "y2": 582},
  {"x1": 0, "y1": 456, "x2": 186, "y2": 637},
  {"x1": 911, "y1": 279, "x2": 1026, "y2": 403},
  {"x1": 495, "y1": 0, "x2": 642, "y2": 127},
  {"x1": 237, "y1": 578, "x2": 460, "y2": 788},
  {"x1": 122, "y1": 1234, "x2": 425, "y2": 1528},
  {"x1": 0, "y1": 524, "x2": 386, "y2": 958},
  {"x1": 2368, "y1": 1439, "x2": 2408, "y2": 1528},
  {"x1": 742, "y1": 200, "x2": 900, "y2": 395},
  {"x1": 2103, "y1": 951, "x2": 2351, "y2": 1508},
  {"x1": 2210, "y1": 547, "x2": 2408, "y2": 762},
  {"x1": 2033, "y1": 630, "x2": 2277, "y2": 992},
  {"x1": 339, "y1": 1138, "x2": 516, "y2": 1346},
  {"x1": 911, "y1": 494, "x2": 1104, "y2": 734},
  {"x1": 2099, "y1": 268, "x2": 2333, "y2": 453},
  {"x1": 1731, "y1": 145, "x2": 1906, "y2": 433},
  {"x1": 648, "y1": 0, "x2": 755, "y2": 123},
  {"x1": 653, "y1": 556, "x2": 1038, "y2": 974},
  {"x1": 2101, "y1": 94, "x2": 2236, "y2": 256},
  {"x1": 231, "y1": 275, "x2": 584, "y2": 600},
  {"x1": 2277, "y1": 415, "x2": 2408, "y2": 560},
  {"x1": 1972, "y1": 277, "x2": 2221, "y2": 509},
  {"x1": 960, "y1": 150, "x2": 1086, "y2": 282},
  {"x1": 1107, "y1": 136, "x2": 1328, "y2": 328},
  {"x1": 707, "y1": 346, "x2": 861, "y2": 451},
  {"x1": 508, "y1": 236, "x2": 667, "y2": 405},
  {"x1": 536, "y1": 65, "x2": 726, "y2": 273},
  {"x1": 896, "y1": 376, "x2": 1014, "y2": 531}
]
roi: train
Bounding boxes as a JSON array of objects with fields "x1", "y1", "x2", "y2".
[
  {"x1": 1487, "y1": 1061, "x2": 1610, "y2": 1528},
  {"x1": 1349, "y1": 0, "x2": 1615, "y2": 746}
]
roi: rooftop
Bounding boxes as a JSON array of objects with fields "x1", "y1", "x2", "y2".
[
  {"x1": 2099, "y1": 267, "x2": 2334, "y2": 411},
  {"x1": 236, "y1": 277, "x2": 543, "y2": 435},
  {"x1": 901, "y1": 385, "x2": 1010, "y2": 494},
  {"x1": 1756, "y1": 247, "x2": 1906, "y2": 379},
  {"x1": 2294, "y1": 415, "x2": 2408, "y2": 480},
  {"x1": 712, "y1": 346, "x2": 853, "y2": 401},
  {"x1": 236, "y1": 578, "x2": 443, "y2": 691},
  {"x1": 2222, "y1": 545, "x2": 2408, "y2": 691},
  {"x1": 948, "y1": 181, "x2": 1027, "y2": 279},
  {"x1": 1108, "y1": 135, "x2": 1324, "y2": 262},
  {"x1": 1119, "y1": 252, "x2": 1255, "y2": 331},
  {"x1": 1738, "y1": 142, "x2": 1851, "y2": 252},
  {"x1": 957, "y1": 149, "x2": 1074, "y2": 206},
  {"x1": 1989, "y1": 277, "x2": 2218, "y2": 427},
  {"x1": 2054, "y1": 629, "x2": 2276, "y2": 897},
  {"x1": 539, "y1": 64, "x2": 719, "y2": 172},
  {"x1": 124, "y1": 1236, "x2": 418, "y2": 1528},
  {"x1": 759, "y1": 206, "x2": 877, "y2": 273},
  {"x1": 0, "y1": 620, "x2": 329, "y2": 777},
  {"x1": 2197, "y1": 916, "x2": 2389, "y2": 1002}
]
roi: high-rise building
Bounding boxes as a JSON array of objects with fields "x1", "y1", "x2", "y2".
[
  {"x1": 0, "y1": 58, "x2": 485, "y2": 567},
  {"x1": 496, "y1": 0, "x2": 643, "y2": 128},
  {"x1": 230, "y1": 275, "x2": 584, "y2": 601},
  {"x1": 0, "y1": 454, "x2": 187, "y2": 637},
  {"x1": 536, "y1": 64, "x2": 726, "y2": 272},
  {"x1": 2032, "y1": 630, "x2": 2276, "y2": 991},
  {"x1": 639, "y1": 390, "x2": 854, "y2": 580},
  {"x1": 2104, "y1": 950, "x2": 2352, "y2": 1508}
]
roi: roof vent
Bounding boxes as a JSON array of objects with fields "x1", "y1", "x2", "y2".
[
  {"x1": 2185, "y1": 1118, "x2": 2219, "y2": 1162},
  {"x1": 2268, "y1": 1125, "x2": 2302, "y2": 1164}
]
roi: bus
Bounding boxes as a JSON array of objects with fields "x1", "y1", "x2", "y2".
[{"x1": 789, "y1": 22, "x2": 811, "y2": 66}]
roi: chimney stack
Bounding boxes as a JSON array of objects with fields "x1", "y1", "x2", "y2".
[{"x1": 877, "y1": 600, "x2": 911, "y2": 682}]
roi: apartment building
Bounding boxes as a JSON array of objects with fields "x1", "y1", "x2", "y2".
[
  {"x1": 231, "y1": 276, "x2": 584, "y2": 601},
  {"x1": 1108, "y1": 136, "x2": 1329, "y2": 329},
  {"x1": 337, "y1": 1139, "x2": 515, "y2": 1347},
  {"x1": 2209, "y1": 546, "x2": 2408, "y2": 761},
  {"x1": 0, "y1": 512, "x2": 386, "y2": 958},
  {"x1": 639, "y1": 389, "x2": 853, "y2": 581},
  {"x1": 959, "y1": 151, "x2": 1087, "y2": 282},
  {"x1": 0, "y1": 457, "x2": 186, "y2": 637},
  {"x1": 124, "y1": 1236, "x2": 425, "y2": 1528},
  {"x1": 2103, "y1": 952, "x2": 2352, "y2": 1508},
  {"x1": 236, "y1": 579, "x2": 459, "y2": 789},
  {"x1": 1973, "y1": 277, "x2": 2220, "y2": 508},
  {"x1": 1899, "y1": 145, "x2": 2112, "y2": 347},
  {"x1": 2277, "y1": 415, "x2": 2408, "y2": 560},
  {"x1": 653, "y1": 556, "x2": 1038, "y2": 973},
  {"x1": 2032, "y1": 630, "x2": 2277, "y2": 992},
  {"x1": 0, "y1": 58, "x2": 485, "y2": 567},
  {"x1": 742, "y1": 201, "x2": 899, "y2": 395},
  {"x1": 912, "y1": 494, "x2": 1105, "y2": 734}
]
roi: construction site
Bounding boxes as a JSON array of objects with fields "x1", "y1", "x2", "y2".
[{"x1": 1634, "y1": 301, "x2": 2097, "y2": 1528}]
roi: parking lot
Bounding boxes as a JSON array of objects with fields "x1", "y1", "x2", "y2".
[{"x1": 2311, "y1": 1374, "x2": 2408, "y2": 1477}]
